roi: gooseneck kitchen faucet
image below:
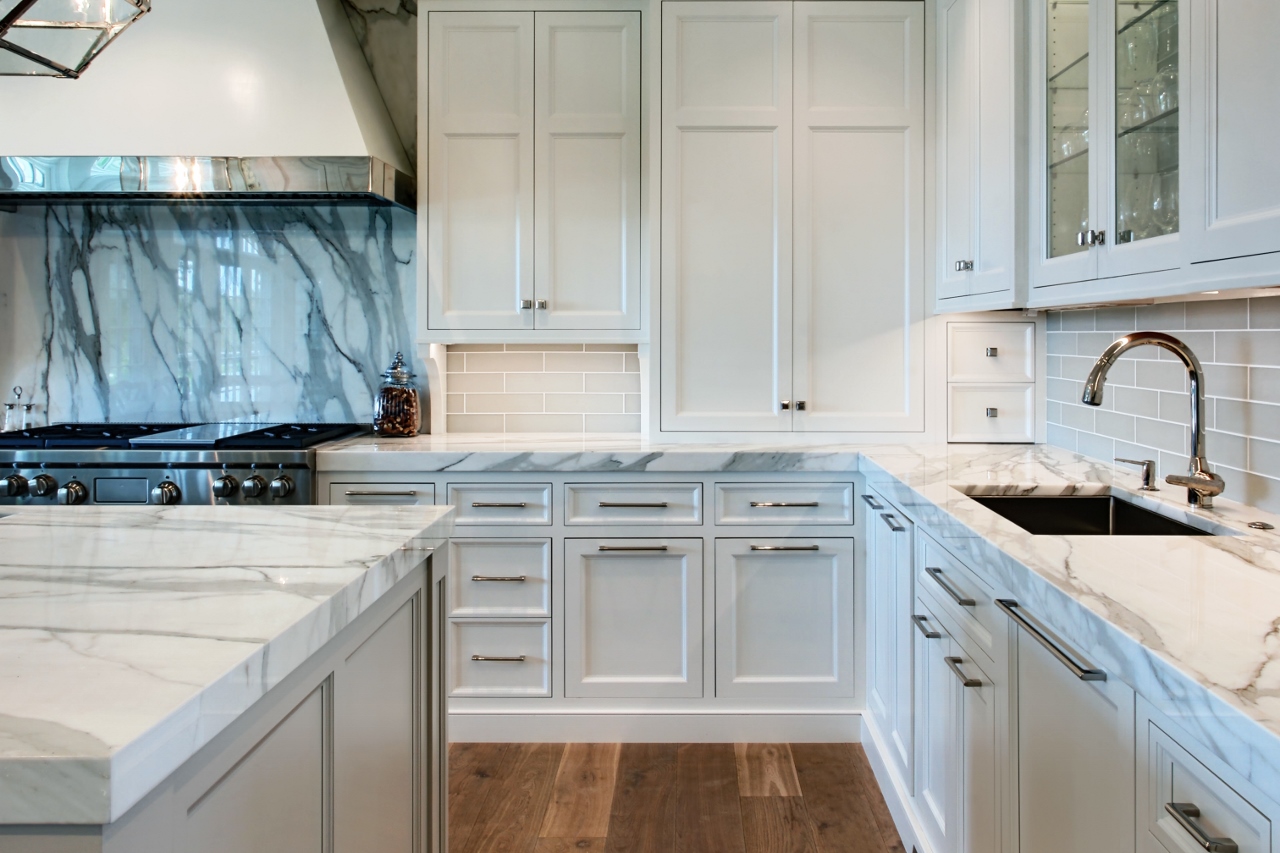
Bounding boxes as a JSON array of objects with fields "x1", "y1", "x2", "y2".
[{"x1": 1081, "y1": 331, "x2": 1226, "y2": 508}]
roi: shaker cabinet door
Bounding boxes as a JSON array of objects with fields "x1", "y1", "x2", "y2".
[
  {"x1": 427, "y1": 12, "x2": 535, "y2": 331},
  {"x1": 534, "y1": 12, "x2": 642, "y2": 331}
]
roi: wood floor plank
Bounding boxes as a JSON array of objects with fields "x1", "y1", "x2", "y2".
[
  {"x1": 741, "y1": 797, "x2": 819, "y2": 853},
  {"x1": 532, "y1": 839, "x2": 607, "y2": 852},
  {"x1": 790, "y1": 743, "x2": 893, "y2": 853},
  {"x1": 734, "y1": 744, "x2": 803, "y2": 797},
  {"x1": 602, "y1": 743, "x2": 678, "y2": 853},
  {"x1": 460, "y1": 743, "x2": 565, "y2": 853},
  {"x1": 449, "y1": 743, "x2": 512, "y2": 853},
  {"x1": 540, "y1": 743, "x2": 622, "y2": 838},
  {"x1": 674, "y1": 743, "x2": 747, "y2": 853},
  {"x1": 850, "y1": 744, "x2": 906, "y2": 853}
]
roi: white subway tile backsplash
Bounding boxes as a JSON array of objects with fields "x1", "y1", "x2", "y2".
[
  {"x1": 1249, "y1": 296, "x2": 1280, "y2": 329},
  {"x1": 1136, "y1": 302, "x2": 1186, "y2": 330},
  {"x1": 1187, "y1": 298, "x2": 1249, "y2": 330},
  {"x1": 1250, "y1": 367, "x2": 1280, "y2": 404},
  {"x1": 445, "y1": 344, "x2": 641, "y2": 434}
]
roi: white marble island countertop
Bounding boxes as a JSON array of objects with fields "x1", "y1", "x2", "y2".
[{"x1": 0, "y1": 504, "x2": 453, "y2": 825}]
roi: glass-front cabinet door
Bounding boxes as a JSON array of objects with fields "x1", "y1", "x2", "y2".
[{"x1": 1034, "y1": 0, "x2": 1185, "y2": 292}]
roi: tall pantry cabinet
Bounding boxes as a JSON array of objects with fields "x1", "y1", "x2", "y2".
[{"x1": 660, "y1": 2, "x2": 926, "y2": 434}]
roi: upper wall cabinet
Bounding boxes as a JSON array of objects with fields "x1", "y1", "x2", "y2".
[
  {"x1": 935, "y1": 0, "x2": 1025, "y2": 313},
  {"x1": 1027, "y1": 0, "x2": 1280, "y2": 308},
  {"x1": 661, "y1": 1, "x2": 925, "y2": 434},
  {"x1": 423, "y1": 11, "x2": 642, "y2": 340}
]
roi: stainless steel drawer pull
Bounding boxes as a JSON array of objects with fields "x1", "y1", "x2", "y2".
[
  {"x1": 881, "y1": 513, "x2": 906, "y2": 533},
  {"x1": 472, "y1": 575, "x2": 527, "y2": 583},
  {"x1": 599, "y1": 501, "x2": 670, "y2": 509},
  {"x1": 750, "y1": 545, "x2": 821, "y2": 552},
  {"x1": 750, "y1": 501, "x2": 820, "y2": 508},
  {"x1": 945, "y1": 656, "x2": 982, "y2": 687},
  {"x1": 926, "y1": 567, "x2": 976, "y2": 606},
  {"x1": 1165, "y1": 803, "x2": 1239, "y2": 853},
  {"x1": 598, "y1": 545, "x2": 669, "y2": 552},
  {"x1": 912, "y1": 615, "x2": 941, "y2": 639},
  {"x1": 346, "y1": 490, "x2": 417, "y2": 497},
  {"x1": 996, "y1": 599, "x2": 1106, "y2": 681},
  {"x1": 471, "y1": 655, "x2": 526, "y2": 663},
  {"x1": 471, "y1": 501, "x2": 528, "y2": 508},
  {"x1": 862, "y1": 494, "x2": 884, "y2": 510}
]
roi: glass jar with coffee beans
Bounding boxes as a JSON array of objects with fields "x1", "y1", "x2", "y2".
[{"x1": 373, "y1": 352, "x2": 421, "y2": 437}]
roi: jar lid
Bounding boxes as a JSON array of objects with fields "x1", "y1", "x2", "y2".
[{"x1": 382, "y1": 351, "x2": 416, "y2": 383}]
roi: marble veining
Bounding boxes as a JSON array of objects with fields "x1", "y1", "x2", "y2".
[
  {"x1": 341, "y1": 0, "x2": 417, "y2": 164},
  {"x1": 1, "y1": 203, "x2": 417, "y2": 424},
  {"x1": 0, "y1": 504, "x2": 452, "y2": 824}
]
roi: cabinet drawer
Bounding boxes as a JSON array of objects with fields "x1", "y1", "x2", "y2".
[
  {"x1": 565, "y1": 483, "x2": 702, "y2": 526},
  {"x1": 447, "y1": 483, "x2": 552, "y2": 525},
  {"x1": 1145, "y1": 721, "x2": 1272, "y2": 853},
  {"x1": 948, "y1": 322, "x2": 1035, "y2": 382},
  {"x1": 948, "y1": 384, "x2": 1034, "y2": 443},
  {"x1": 449, "y1": 620, "x2": 550, "y2": 697},
  {"x1": 917, "y1": 531, "x2": 1002, "y2": 662},
  {"x1": 328, "y1": 483, "x2": 435, "y2": 505},
  {"x1": 714, "y1": 483, "x2": 854, "y2": 526},
  {"x1": 448, "y1": 539, "x2": 550, "y2": 618}
]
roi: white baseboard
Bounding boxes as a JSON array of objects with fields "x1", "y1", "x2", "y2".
[
  {"x1": 861, "y1": 716, "x2": 932, "y2": 853},
  {"x1": 448, "y1": 712, "x2": 863, "y2": 743}
]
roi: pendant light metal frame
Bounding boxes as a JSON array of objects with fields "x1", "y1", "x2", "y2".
[{"x1": 0, "y1": 0, "x2": 151, "y2": 79}]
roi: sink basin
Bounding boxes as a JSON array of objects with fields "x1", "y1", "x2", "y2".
[{"x1": 969, "y1": 495, "x2": 1215, "y2": 536}]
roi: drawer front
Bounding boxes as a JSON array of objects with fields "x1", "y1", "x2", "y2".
[
  {"x1": 948, "y1": 322, "x2": 1035, "y2": 383},
  {"x1": 450, "y1": 620, "x2": 550, "y2": 697},
  {"x1": 1146, "y1": 721, "x2": 1272, "y2": 853},
  {"x1": 565, "y1": 483, "x2": 703, "y2": 526},
  {"x1": 917, "y1": 531, "x2": 1002, "y2": 661},
  {"x1": 714, "y1": 483, "x2": 854, "y2": 526},
  {"x1": 948, "y1": 384, "x2": 1034, "y2": 443},
  {"x1": 329, "y1": 483, "x2": 435, "y2": 506},
  {"x1": 449, "y1": 539, "x2": 551, "y2": 618},
  {"x1": 448, "y1": 483, "x2": 552, "y2": 526}
]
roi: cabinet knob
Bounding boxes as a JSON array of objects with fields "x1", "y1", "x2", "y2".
[
  {"x1": 536, "y1": 299, "x2": 548, "y2": 310},
  {"x1": 955, "y1": 260, "x2": 974, "y2": 272},
  {"x1": 985, "y1": 347, "x2": 999, "y2": 358},
  {"x1": 1077, "y1": 229, "x2": 1107, "y2": 247},
  {"x1": 520, "y1": 299, "x2": 533, "y2": 310},
  {"x1": 986, "y1": 407, "x2": 999, "y2": 418},
  {"x1": 796, "y1": 401, "x2": 807, "y2": 411},
  {"x1": 780, "y1": 400, "x2": 792, "y2": 411}
]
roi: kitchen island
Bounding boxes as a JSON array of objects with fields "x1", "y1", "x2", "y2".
[{"x1": 0, "y1": 504, "x2": 453, "y2": 853}]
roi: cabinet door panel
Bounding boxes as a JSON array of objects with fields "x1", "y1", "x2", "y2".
[
  {"x1": 427, "y1": 12, "x2": 534, "y2": 331},
  {"x1": 867, "y1": 499, "x2": 915, "y2": 792},
  {"x1": 1187, "y1": 0, "x2": 1280, "y2": 265},
  {"x1": 714, "y1": 538, "x2": 854, "y2": 698},
  {"x1": 914, "y1": 595, "x2": 959, "y2": 853},
  {"x1": 938, "y1": 0, "x2": 976, "y2": 302},
  {"x1": 565, "y1": 539, "x2": 703, "y2": 698},
  {"x1": 661, "y1": 2, "x2": 793, "y2": 432},
  {"x1": 535, "y1": 12, "x2": 641, "y2": 330},
  {"x1": 793, "y1": 2, "x2": 925, "y2": 433}
]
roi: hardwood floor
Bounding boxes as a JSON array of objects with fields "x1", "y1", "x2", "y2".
[{"x1": 448, "y1": 743, "x2": 905, "y2": 853}]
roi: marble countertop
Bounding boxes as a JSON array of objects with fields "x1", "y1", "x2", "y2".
[
  {"x1": 0, "y1": 504, "x2": 453, "y2": 825},
  {"x1": 317, "y1": 432, "x2": 865, "y2": 472},
  {"x1": 858, "y1": 444, "x2": 1280, "y2": 796}
]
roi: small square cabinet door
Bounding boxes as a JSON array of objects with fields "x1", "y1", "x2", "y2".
[
  {"x1": 714, "y1": 538, "x2": 854, "y2": 698},
  {"x1": 564, "y1": 539, "x2": 703, "y2": 698}
]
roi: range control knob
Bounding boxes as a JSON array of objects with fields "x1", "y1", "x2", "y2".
[
  {"x1": 151, "y1": 481, "x2": 182, "y2": 506},
  {"x1": 269, "y1": 475, "x2": 295, "y2": 500},
  {"x1": 57, "y1": 481, "x2": 88, "y2": 505},
  {"x1": 241, "y1": 475, "x2": 267, "y2": 499},
  {"x1": 3, "y1": 474, "x2": 29, "y2": 497},
  {"x1": 30, "y1": 474, "x2": 58, "y2": 497},
  {"x1": 212, "y1": 475, "x2": 239, "y2": 499}
]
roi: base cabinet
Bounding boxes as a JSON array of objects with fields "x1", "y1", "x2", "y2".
[{"x1": 713, "y1": 538, "x2": 854, "y2": 699}]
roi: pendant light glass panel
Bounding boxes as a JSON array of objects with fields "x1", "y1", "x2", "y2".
[{"x1": 0, "y1": 0, "x2": 150, "y2": 78}]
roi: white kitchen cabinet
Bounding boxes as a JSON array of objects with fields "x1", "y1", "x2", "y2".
[
  {"x1": 935, "y1": 0, "x2": 1023, "y2": 311},
  {"x1": 1183, "y1": 0, "x2": 1280, "y2": 271},
  {"x1": 661, "y1": 1, "x2": 924, "y2": 434},
  {"x1": 564, "y1": 538, "x2": 703, "y2": 699},
  {"x1": 425, "y1": 10, "x2": 641, "y2": 337},
  {"x1": 713, "y1": 538, "x2": 854, "y2": 699},
  {"x1": 1003, "y1": 598, "x2": 1135, "y2": 853},
  {"x1": 864, "y1": 489, "x2": 916, "y2": 792}
]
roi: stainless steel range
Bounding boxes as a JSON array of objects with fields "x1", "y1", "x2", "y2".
[{"x1": 0, "y1": 423, "x2": 365, "y2": 507}]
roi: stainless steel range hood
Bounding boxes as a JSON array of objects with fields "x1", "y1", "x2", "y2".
[{"x1": 0, "y1": 0, "x2": 414, "y2": 209}]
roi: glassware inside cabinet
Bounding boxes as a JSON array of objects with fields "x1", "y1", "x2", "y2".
[
  {"x1": 1047, "y1": 0, "x2": 1091, "y2": 258},
  {"x1": 1115, "y1": 0, "x2": 1178, "y2": 244}
]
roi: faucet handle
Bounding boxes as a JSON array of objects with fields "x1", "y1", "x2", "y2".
[
  {"x1": 1166, "y1": 469, "x2": 1226, "y2": 509},
  {"x1": 1115, "y1": 458, "x2": 1158, "y2": 491}
]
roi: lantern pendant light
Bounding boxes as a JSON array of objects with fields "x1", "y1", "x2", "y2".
[{"x1": 0, "y1": 0, "x2": 151, "y2": 79}]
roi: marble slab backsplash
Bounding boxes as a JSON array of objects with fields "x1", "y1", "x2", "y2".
[{"x1": 0, "y1": 204, "x2": 417, "y2": 425}]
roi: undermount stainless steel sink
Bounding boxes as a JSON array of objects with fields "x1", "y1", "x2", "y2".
[{"x1": 969, "y1": 495, "x2": 1216, "y2": 536}]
